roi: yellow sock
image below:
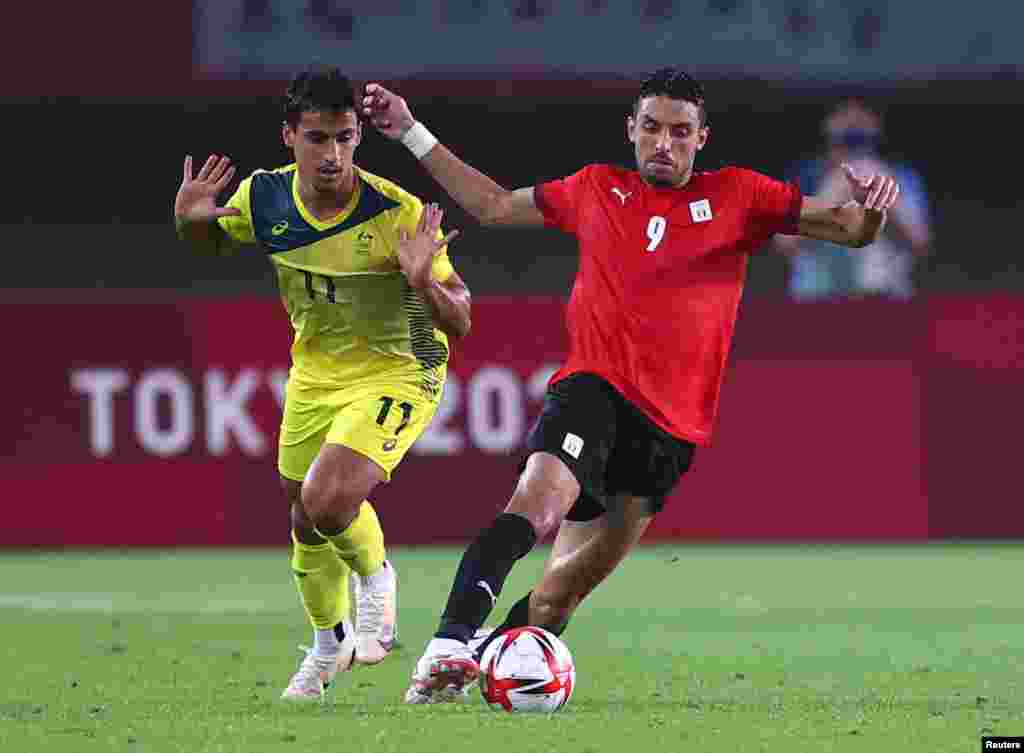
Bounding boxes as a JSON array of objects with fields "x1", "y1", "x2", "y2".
[
  {"x1": 319, "y1": 501, "x2": 386, "y2": 577},
  {"x1": 291, "y1": 530, "x2": 350, "y2": 631}
]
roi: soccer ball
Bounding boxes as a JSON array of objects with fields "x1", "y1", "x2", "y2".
[{"x1": 479, "y1": 626, "x2": 575, "y2": 713}]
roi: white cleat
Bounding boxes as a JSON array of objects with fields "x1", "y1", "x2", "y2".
[
  {"x1": 352, "y1": 560, "x2": 397, "y2": 665},
  {"x1": 403, "y1": 640, "x2": 481, "y2": 705},
  {"x1": 468, "y1": 627, "x2": 494, "y2": 657},
  {"x1": 280, "y1": 631, "x2": 356, "y2": 701}
]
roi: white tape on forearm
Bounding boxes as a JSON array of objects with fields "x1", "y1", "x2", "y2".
[{"x1": 400, "y1": 121, "x2": 439, "y2": 160}]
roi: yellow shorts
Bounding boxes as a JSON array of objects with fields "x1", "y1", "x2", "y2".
[{"x1": 278, "y1": 377, "x2": 441, "y2": 483}]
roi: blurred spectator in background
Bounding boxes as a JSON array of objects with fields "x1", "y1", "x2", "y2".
[{"x1": 777, "y1": 100, "x2": 932, "y2": 300}]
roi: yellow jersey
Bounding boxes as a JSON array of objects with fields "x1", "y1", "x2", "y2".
[{"x1": 218, "y1": 164, "x2": 455, "y2": 397}]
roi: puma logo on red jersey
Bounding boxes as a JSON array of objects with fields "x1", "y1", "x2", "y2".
[{"x1": 611, "y1": 187, "x2": 632, "y2": 205}]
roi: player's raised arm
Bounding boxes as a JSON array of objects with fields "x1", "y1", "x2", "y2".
[
  {"x1": 174, "y1": 154, "x2": 243, "y2": 254},
  {"x1": 362, "y1": 84, "x2": 544, "y2": 228},
  {"x1": 397, "y1": 203, "x2": 472, "y2": 340},
  {"x1": 796, "y1": 163, "x2": 900, "y2": 248}
]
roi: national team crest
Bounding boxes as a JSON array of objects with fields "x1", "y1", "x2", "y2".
[{"x1": 689, "y1": 199, "x2": 713, "y2": 223}]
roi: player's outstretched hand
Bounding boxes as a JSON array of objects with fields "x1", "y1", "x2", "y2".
[
  {"x1": 362, "y1": 83, "x2": 416, "y2": 140},
  {"x1": 175, "y1": 155, "x2": 241, "y2": 225},
  {"x1": 397, "y1": 203, "x2": 459, "y2": 290},
  {"x1": 842, "y1": 163, "x2": 900, "y2": 211}
]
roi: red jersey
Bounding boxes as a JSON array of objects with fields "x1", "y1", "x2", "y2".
[{"x1": 535, "y1": 164, "x2": 801, "y2": 445}]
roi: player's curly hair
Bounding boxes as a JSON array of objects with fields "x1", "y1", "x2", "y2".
[
  {"x1": 283, "y1": 66, "x2": 358, "y2": 127},
  {"x1": 635, "y1": 68, "x2": 708, "y2": 127}
]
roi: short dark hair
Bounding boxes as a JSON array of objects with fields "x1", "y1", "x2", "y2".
[
  {"x1": 634, "y1": 68, "x2": 708, "y2": 127},
  {"x1": 283, "y1": 67, "x2": 358, "y2": 128}
]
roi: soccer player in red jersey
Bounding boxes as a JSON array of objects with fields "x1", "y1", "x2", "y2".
[{"x1": 361, "y1": 69, "x2": 900, "y2": 704}]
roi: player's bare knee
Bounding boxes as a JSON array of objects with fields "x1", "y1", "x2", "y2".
[
  {"x1": 300, "y1": 478, "x2": 362, "y2": 532},
  {"x1": 507, "y1": 455, "x2": 579, "y2": 538},
  {"x1": 507, "y1": 485, "x2": 564, "y2": 540}
]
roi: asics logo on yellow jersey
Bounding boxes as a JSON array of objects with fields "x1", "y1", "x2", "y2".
[
  {"x1": 382, "y1": 439, "x2": 398, "y2": 452},
  {"x1": 271, "y1": 221, "x2": 289, "y2": 236},
  {"x1": 356, "y1": 230, "x2": 374, "y2": 254}
]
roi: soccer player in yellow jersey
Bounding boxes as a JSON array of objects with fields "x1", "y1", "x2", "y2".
[{"x1": 173, "y1": 67, "x2": 472, "y2": 700}]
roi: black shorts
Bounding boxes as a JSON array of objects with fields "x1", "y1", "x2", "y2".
[{"x1": 521, "y1": 372, "x2": 696, "y2": 522}]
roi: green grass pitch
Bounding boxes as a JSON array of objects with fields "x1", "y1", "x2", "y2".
[{"x1": 1, "y1": 544, "x2": 1022, "y2": 752}]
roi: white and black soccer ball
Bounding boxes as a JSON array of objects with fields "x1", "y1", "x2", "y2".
[{"x1": 479, "y1": 626, "x2": 575, "y2": 713}]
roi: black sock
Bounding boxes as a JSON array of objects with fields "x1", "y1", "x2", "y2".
[
  {"x1": 435, "y1": 513, "x2": 537, "y2": 643},
  {"x1": 473, "y1": 591, "x2": 573, "y2": 660},
  {"x1": 473, "y1": 591, "x2": 532, "y2": 661}
]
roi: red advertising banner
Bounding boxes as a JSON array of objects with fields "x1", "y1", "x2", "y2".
[{"x1": 1, "y1": 296, "x2": 1021, "y2": 547}]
